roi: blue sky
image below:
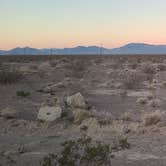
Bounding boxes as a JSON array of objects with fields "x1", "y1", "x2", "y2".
[{"x1": 1, "y1": 0, "x2": 166, "y2": 49}]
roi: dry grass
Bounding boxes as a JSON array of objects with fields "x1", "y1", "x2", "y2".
[
  {"x1": 72, "y1": 109, "x2": 91, "y2": 124},
  {"x1": 137, "y1": 97, "x2": 148, "y2": 105},
  {"x1": 0, "y1": 66, "x2": 23, "y2": 84},
  {"x1": 147, "y1": 99, "x2": 161, "y2": 108},
  {"x1": 157, "y1": 63, "x2": 166, "y2": 71},
  {"x1": 141, "y1": 64, "x2": 157, "y2": 75},
  {"x1": 142, "y1": 110, "x2": 162, "y2": 126},
  {"x1": 120, "y1": 111, "x2": 132, "y2": 121},
  {"x1": 122, "y1": 71, "x2": 145, "y2": 89},
  {"x1": 92, "y1": 111, "x2": 113, "y2": 126}
]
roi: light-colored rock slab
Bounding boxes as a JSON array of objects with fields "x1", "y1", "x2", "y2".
[{"x1": 37, "y1": 106, "x2": 62, "y2": 122}]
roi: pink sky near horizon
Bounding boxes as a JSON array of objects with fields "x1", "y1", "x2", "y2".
[{"x1": 1, "y1": 0, "x2": 166, "y2": 50}]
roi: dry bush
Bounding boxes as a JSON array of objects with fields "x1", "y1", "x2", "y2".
[
  {"x1": 162, "y1": 81, "x2": 166, "y2": 88},
  {"x1": 122, "y1": 71, "x2": 145, "y2": 90},
  {"x1": 157, "y1": 64, "x2": 166, "y2": 71},
  {"x1": 72, "y1": 109, "x2": 91, "y2": 124},
  {"x1": 0, "y1": 66, "x2": 23, "y2": 84},
  {"x1": 142, "y1": 110, "x2": 162, "y2": 126},
  {"x1": 93, "y1": 111, "x2": 113, "y2": 126},
  {"x1": 148, "y1": 99, "x2": 161, "y2": 108},
  {"x1": 29, "y1": 64, "x2": 38, "y2": 70},
  {"x1": 141, "y1": 64, "x2": 157, "y2": 75},
  {"x1": 49, "y1": 60, "x2": 57, "y2": 67},
  {"x1": 120, "y1": 111, "x2": 131, "y2": 121},
  {"x1": 128, "y1": 62, "x2": 138, "y2": 70},
  {"x1": 65, "y1": 60, "x2": 88, "y2": 79},
  {"x1": 137, "y1": 97, "x2": 148, "y2": 105}
]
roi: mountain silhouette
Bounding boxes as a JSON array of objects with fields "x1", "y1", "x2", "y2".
[{"x1": 1, "y1": 43, "x2": 166, "y2": 55}]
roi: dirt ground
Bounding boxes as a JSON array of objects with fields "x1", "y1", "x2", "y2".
[{"x1": 1, "y1": 55, "x2": 166, "y2": 165}]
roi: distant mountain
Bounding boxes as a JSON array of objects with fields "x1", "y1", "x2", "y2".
[
  {"x1": 0, "y1": 46, "x2": 110, "y2": 55},
  {"x1": 0, "y1": 50, "x2": 6, "y2": 55},
  {"x1": 7, "y1": 47, "x2": 41, "y2": 55},
  {"x1": 1, "y1": 43, "x2": 166, "y2": 55},
  {"x1": 110, "y1": 43, "x2": 166, "y2": 54}
]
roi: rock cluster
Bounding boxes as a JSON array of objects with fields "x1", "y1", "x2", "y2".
[{"x1": 37, "y1": 92, "x2": 91, "y2": 124}]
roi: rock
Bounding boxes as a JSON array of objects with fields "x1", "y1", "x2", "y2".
[
  {"x1": 0, "y1": 107, "x2": 18, "y2": 119},
  {"x1": 37, "y1": 106, "x2": 62, "y2": 122},
  {"x1": 43, "y1": 82, "x2": 65, "y2": 93},
  {"x1": 72, "y1": 108, "x2": 91, "y2": 124},
  {"x1": 67, "y1": 93, "x2": 86, "y2": 109}
]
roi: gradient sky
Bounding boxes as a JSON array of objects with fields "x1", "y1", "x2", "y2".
[{"x1": 1, "y1": 0, "x2": 166, "y2": 50}]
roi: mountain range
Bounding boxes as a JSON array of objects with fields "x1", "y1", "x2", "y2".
[{"x1": 1, "y1": 43, "x2": 166, "y2": 55}]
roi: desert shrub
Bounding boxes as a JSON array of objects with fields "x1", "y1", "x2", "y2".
[
  {"x1": 137, "y1": 97, "x2": 148, "y2": 105},
  {"x1": 16, "y1": 91, "x2": 31, "y2": 97},
  {"x1": 40, "y1": 137, "x2": 113, "y2": 166},
  {"x1": 29, "y1": 64, "x2": 38, "y2": 70},
  {"x1": 147, "y1": 99, "x2": 161, "y2": 108},
  {"x1": 49, "y1": 60, "x2": 57, "y2": 67},
  {"x1": 118, "y1": 137, "x2": 130, "y2": 150},
  {"x1": 141, "y1": 64, "x2": 157, "y2": 75},
  {"x1": 72, "y1": 109, "x2": 91, "y2": 124},
  {"x1": 120, "y1": 112, "x2": 131, "y2": 121},
  {"x1": 157, "y1": 64, "x2": 166, "y2": 71},
  {"x1": 128, "y1": 62, "x2": 138, "y2": 69},
  {"x1": 0, "y1": 66, "x2": 23, "y2": 84},
  {"x1": 65, "y1": 60, "x2": 89, "y2": 79},
  {"x1": 142, "y1": 110, "x2": 162, "y2": 126},
  {"x1": 122, "y1": 72, "x2": 145, "y2": 89},
  {"x1": 112, "y1": 137, "x2": 130, "y2": 151},
  {"x1": 93, "y1": 111, "x2": 113, "y2": 126},
  {"x1": 162, "y1": 81, "x2": 166, "y2": 88}
]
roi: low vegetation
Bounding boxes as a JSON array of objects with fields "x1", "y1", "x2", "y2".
[
  {"x1": 41, "y1": 137, "x2": 113, "y2": 166},
  {"x1": 0, "y1": 66, "x2": 23, "y2": 84},
  {"x1": 16, "y1": 91, "x2": 31, "y2": 97},
  {"x1": 41, "y1": 136, "x2": 130, "y2": 166},
  {"x1": 122, "y1": 72, "x2": 144, "y2": 89},
  {"x1": 142, "y1": 110, "x2": 162, "y2": 126}
]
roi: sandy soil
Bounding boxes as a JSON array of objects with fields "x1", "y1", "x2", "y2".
[{"x1": 1, "y1": 55, "x2": 166, "y2": 165}]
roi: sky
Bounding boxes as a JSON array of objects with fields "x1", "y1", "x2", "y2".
[{"x1": 0, "y1": 0, "x2": 166, "y2": 50}]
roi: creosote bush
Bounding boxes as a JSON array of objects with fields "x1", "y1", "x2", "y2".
[
  {"x1": 17, "y1": 91, "x2": 31, "y2": 97},
  {"x1": 0, "y1": 66, "x2": 23, "y2": 84},
  {"x1": 41, "y1": 137, "x2": 130, "y2": 166},
  {"x1": 142, "y1": 110, "x2": 162, "y2": 126},
  {"x1": 41, "y1": 137, "x2": 113, "y2": 166},
  {"x1": 122, "y1": 72, "x2": 144, "y2": 89},
  {"x1": 112, "y1": 137, "x2": 130, "y2": 151}
]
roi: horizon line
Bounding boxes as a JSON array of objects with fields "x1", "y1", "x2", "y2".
[{"x1": 2, "y1": 42, "x2": 166, "y2": 51}]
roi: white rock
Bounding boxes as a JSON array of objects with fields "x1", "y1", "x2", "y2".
[
  {"x1": 43, "y1": 82, "x2": 65, "y2": 93},
  {"x1": 37, "y1": 106, "x2": 62, "y2": 122},
  {"x1": 0, "y1": 107, "x2": 18, "y2": 118},
  {"x1": 67, "y1": 93, "x2": 86, "y2": 109}
]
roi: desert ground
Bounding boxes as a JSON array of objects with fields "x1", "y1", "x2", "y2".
[{"x1": 1, "y1": 55, "x2": 166, "y2": 165}]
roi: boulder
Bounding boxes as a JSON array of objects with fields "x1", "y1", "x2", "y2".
[
  {"x1": 67, "y1": 93, "x2": 86, "y2": 109},
  {"x1": 0, "y1": 107, "x2": 18, "y2": 119},
  {"x1": 37, "y1": 106, "x2": 62, "y2": 122}
]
